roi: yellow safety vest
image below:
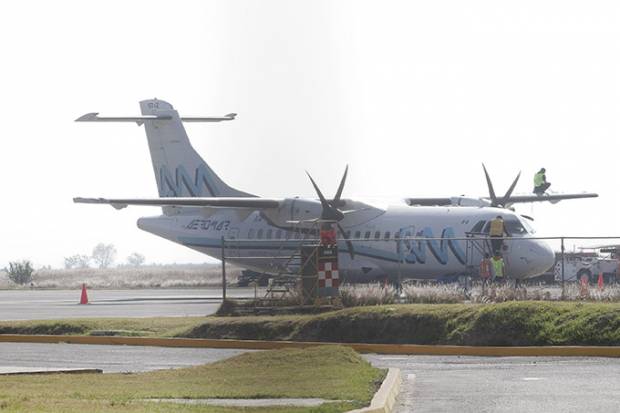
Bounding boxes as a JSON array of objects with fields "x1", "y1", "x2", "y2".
[
  {"x1": 492, "y1": 258, "x2": 504, "y2": 278},
  {"x1": 489, "y1": 219, "x2": 504, "y2": 236},
  {"x1": 534, "y1": 172, "x2": 544, "y2": 187}
]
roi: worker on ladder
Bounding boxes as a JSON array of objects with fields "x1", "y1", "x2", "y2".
[
  {"x1": 533, "y1": 168, "x2": 551, "y2": 195},
  {"x1": 489, "y1": 215, "x2": 508, "y2": 255}
]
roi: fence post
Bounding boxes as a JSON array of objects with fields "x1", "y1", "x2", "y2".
[
  {"x1": 560, "y1": 237, "x2": 565, "y2": 298},
  {"x1": 221, "y1": 236, "x2": 227, "y2": 301}
]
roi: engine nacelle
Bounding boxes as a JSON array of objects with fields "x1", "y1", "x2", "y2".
[{"x1": 261, "y1": 197, "x2": 324, "y2": 227}]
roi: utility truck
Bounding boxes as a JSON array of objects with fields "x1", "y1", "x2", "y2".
[{"x1": 554, "y1": 247, "x2": 619, "y2": 284}]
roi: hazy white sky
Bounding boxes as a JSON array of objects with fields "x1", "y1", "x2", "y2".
[{"x1": 0, "y1": 1, "x2": 617, "y2": 267}]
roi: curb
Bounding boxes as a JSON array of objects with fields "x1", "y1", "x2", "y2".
[
  {"x1": 347, "y1": 368, "x2": 401, "y2": 413},
  {"x1": 0, "y1": 334, "x2": 620, "y2": 357}
]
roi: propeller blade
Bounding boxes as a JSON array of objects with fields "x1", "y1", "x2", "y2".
[
  {"x1": 501, "y1": 171, "x2": 521, "y2": 206},
  {"x1": 306, "y1": 171, "x2": 331, "y2": 211},
  {"x1": 337, "y1": 223, "x2": 355, "y2": 259},
  {"x1": 482, "y1": 164, "x2": 498, "y2": 206},
  {"x1": 306, "y1": 171, "x2": 344, "y2": 221},
  {"x1": 332, "y1": 165, "x2": 348, "y2": 208}
]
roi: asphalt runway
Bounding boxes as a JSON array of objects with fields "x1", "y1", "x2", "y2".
[
  {"x1": 366, "y1": 354, "x2": 620, "y2": 413},
  {"x1": 0, "y1": 288, "x2": 259, "y2": 320}
]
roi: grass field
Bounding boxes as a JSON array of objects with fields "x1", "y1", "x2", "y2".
[
  {"x1": 2, "y1": 301, "x2": 620, "y2": 346},
  {"x1": 184, "y1": 301, "x2": 620, "y2": 346},
  {"x1": 0, "y1": 346, "x2": 383, "y2": 412}
]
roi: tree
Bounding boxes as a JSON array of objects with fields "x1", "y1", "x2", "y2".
[
  {"x1": 5, "y1": 260, "x2": 34, "y2": 285},
  {"x1": 91, "y1": 243, "x2": 117, "y2": 269},
  {"x1": 126, "y1": 252, "x2": 145, "y2": 267},
  {"x1": 64, "y1": 254, "x2": 91, "y2": 269}
]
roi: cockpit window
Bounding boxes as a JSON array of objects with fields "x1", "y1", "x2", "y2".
[
  {"x1": 470, "y1": 220, "x2": 486, "y2": 234},
  {"x1": 504, "y1": 217, "x2": 528, "y2": 235},
  {"x1": 519, "y1": 216, "x2": 536, "y2": 234}
]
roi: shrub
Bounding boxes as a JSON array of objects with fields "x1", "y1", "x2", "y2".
[{"x1": 5, "y1": 260, "x2": 34, "y2": 285}]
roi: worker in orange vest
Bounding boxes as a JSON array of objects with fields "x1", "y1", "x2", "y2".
[{"x1": 480, "y1": 253, "x2": 492, "y2": 285}]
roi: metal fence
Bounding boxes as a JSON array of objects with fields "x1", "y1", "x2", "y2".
[{"x1": 217, "y1": 234, "x2": 620, "y2": 299}]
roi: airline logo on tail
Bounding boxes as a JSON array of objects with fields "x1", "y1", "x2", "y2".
[{"x1": 158, "y1": 165, "x2": 219, "y2": 197}]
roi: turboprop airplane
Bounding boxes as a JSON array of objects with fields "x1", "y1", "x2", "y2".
[{"x1": 73, "y1": 99, "x2": 597, "y2": 282}]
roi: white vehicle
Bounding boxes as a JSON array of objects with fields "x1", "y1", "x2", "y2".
[
  {"x1": 554, "y1": 249, "x2": 619, "y2": 283},
  {"x1": 74, "y1": 99, "x2": 597, "y2": 283}
]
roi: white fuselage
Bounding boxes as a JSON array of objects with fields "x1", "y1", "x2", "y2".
[{"x1": 137, "y1": 204, "x2": 555, "y2": 282}]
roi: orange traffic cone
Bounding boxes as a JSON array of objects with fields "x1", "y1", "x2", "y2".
[
  {"x1": 598, "y1": 273, "x2": 604, "y2": 290},
  {"x1": 79, "y1": 283, "x2": 89, "y2": 305}
]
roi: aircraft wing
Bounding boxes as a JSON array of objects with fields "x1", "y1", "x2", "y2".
[
  {"x1": 499, "y1": 192, "x2": 598, "y2": 204},
  {"x1": 405, "y1": 197, "x2": 453, "y2": 206},
  {"x1": 73, "y1": 197, "x2": 281, "y2": 210}
]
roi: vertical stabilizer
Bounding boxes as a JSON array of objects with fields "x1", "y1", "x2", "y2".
[{"x1": 140, "y1": 99, "x2": 252, "y2": 198}]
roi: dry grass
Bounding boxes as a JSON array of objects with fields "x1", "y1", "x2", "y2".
[
  {"x1": 340, "y1": 282, "x2": 620, "y2": 305},
  {"x1": 0, "y1": 264, "x2": 242, "y2": 289}
]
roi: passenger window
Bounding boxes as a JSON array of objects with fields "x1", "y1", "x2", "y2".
[
  {"x1": 257, "y1": 229, "x2": 263, "y2": 239},
  {"x1": 294, "y1": 231, "x2": 301, "y2": 240},
  {"x1": 248, "y1": 228, "x2": 255, "y2": 239},
  {"x1": 384, "y1": 231, "x2": 391, "y2": 240},
  {"x1": 275, "y1": 229, "x2": 282, "y2": 239},
  {"x1": 354, "y1": 231, "x2": 361, "y2": 239},
  {"x1": 374, "y1": 231, "x2": 381, "y2": 240},
  {"x1": 266, "y1": 229, "x2": 272, "y2": 239},
  {"x1": 364, "y1": 231, "x2": 371, "y2": 239},
  {"x1": 345, "y1": 231, "x2": 351, "y2": 239}
]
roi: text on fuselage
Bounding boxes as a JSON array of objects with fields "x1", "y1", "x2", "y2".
[{"x1": 185, "y1": 219, "x2": 230, "y2": 231}]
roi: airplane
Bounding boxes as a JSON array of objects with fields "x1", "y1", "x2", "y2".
[{"x1": 73, "y1": 99, "x2": 598, "y2": 283}]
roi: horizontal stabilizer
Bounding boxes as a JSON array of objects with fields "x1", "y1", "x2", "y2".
[
  {"x1": 73, "y1": 197, "x2": 280, "y2": 210},
  {"x1": 75, "y1": 112, "x2": 236, "y2": 126}
]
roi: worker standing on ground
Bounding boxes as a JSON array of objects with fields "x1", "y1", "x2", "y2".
[
  {"x1": 491, "y1": 254, "x2": 505, "y2": 283},
  {"x1": 480, "y1": 253, "x2": 492, "y2": 290},
  {"x1": 533, "y1": 168, "x2": 551, "y2": 195},
  {"x1": 489, "y1": 215, "x2": 508, "y2": 255}
]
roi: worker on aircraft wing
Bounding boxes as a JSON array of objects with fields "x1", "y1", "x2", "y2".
[{"x1": 533, "y1": 168, "x2": 551, "y2": 195}]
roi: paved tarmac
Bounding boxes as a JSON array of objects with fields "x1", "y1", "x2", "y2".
[
  {"x1": 0, "y1": 342, "x2": 247, "y2": 373},
  {"x1": 2, "y1": 343, "x2": 620, "y2": 412},
  {"x1": 0, "y1": 288, "x2": 258, "y2": 320},
  {"x1": 366, "y1": 354, "x2": 620, "y2": 413}
]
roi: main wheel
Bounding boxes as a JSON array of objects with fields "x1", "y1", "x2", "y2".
[{"x1": 577, "y1": 269, "x2": 592, "y2": 284}]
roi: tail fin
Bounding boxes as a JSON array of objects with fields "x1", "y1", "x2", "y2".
[{"x1": 140, "y1": 99, "x2": 252, "y2": 198}]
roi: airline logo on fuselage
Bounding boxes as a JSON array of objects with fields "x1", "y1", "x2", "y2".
[
  {"x1": 397, "y1": 226, "x2": 466, "y2": 265},
  {"x1": 158, "y1": 165, "x2": 217, "y2": 197}
]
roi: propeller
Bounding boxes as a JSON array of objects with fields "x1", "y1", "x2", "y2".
[
  {"x1": 482, "y1": 164, "x2": 521, "y2": 208},
  {"x1": 306, "y1": 166, "x2": 355, "y2": 259}
]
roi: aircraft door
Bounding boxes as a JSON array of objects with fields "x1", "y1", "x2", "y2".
[{"x1": 226, "y1": 228, "x2": 240, "y2": 257}]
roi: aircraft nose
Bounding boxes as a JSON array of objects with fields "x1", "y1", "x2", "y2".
[
  {"x1": 536, "y1": 241, "x2": 556, "y2": 275},
  {"x1": 510, "y1": 239, "x2": 556, "y2": 278}
]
